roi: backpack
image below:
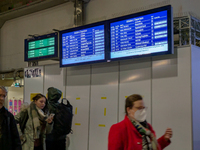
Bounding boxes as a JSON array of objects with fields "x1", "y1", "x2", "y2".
[{"x1": 52, "y1": 98, "x2": 73, "y2": 137}]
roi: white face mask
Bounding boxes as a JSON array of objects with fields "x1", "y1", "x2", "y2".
[{"x1": 134, "y1": 108, "x2": 147, "y2": 122}]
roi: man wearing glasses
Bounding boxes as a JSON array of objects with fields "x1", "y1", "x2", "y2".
[{"x1": 0, "y1": 86, "x2": 22, "y2": 150}]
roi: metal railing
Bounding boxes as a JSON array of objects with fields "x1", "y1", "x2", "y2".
[{"x1": 174, "y1": 13, "x2": 200, "y2": 47}]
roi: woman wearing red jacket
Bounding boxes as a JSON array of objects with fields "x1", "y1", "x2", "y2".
[{"x1": 108, "y1": 94, "x2": 172, "y2": 150}]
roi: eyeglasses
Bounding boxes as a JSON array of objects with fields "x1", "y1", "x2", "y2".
[{"x1": 0, "y1": 94, "x2": 6, "y2": 98}]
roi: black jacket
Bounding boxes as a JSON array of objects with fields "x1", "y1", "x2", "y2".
[
  {"x1": 0, "y1": 106, "x2": 22, "y2": 150},
  {"x1": 46, "y1": 87, "x2": 66, "y2": 141}
]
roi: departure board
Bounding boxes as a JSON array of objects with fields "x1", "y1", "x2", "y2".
[
  {"x1": 60, "y1": 24, "x2": 105, "y2": 67},
  {"x1": 28, "y1": 37, "x2": 55, "y2": 58},
  {"x1": 24, "y1": 33, "x2": 58, "y2": 61},
  {"x1": 110, "y1": 7, "x2": 173, "y2": 59}
]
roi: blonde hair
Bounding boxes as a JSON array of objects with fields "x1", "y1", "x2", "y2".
[{"x1": 20, "y1": 102, "x2": 29, "y2": 111}]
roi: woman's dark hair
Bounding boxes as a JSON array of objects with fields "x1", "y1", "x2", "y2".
[
  {"x1": 125, "y1": 94, "x2": 143, "y2": 115},
  {"x1": 32, "y1": 94, "x2": 48, "y2": 112},
  {"x1": 32, "y1": 94, "x2": 46, "y2": 101}
]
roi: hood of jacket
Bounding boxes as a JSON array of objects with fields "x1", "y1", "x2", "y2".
[
  {"x1": 48, "y1": 87, "x2": 62, "y2": 103},
  {"x1": 47, "y1": 87, "x2": 62, "y2": 112}
]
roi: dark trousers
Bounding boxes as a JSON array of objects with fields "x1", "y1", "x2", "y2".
[
  {"x1": 46, "y1": 139, "x2": 66, "y2": 150},
  {"x1": 34, "y1": 145, "x2": 43, "y2": 150}
]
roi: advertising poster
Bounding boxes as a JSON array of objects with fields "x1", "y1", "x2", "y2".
[
  {"x1": 14, "y1": 100, "x2": 17, "y2": 115},
  {"x1": 9, "y1": 99, "x2": 13, "y2": 113}
]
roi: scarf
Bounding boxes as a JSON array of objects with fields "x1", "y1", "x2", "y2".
[
  {"x1": 129, "y1": 117, "x2": 158, "y2": 150},
  {"x1": 30, "y1": 102, "x2": 48, "y2": 139}
]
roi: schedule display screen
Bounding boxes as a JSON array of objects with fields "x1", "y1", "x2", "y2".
[
  {"x1": 60, "y1": 24, "x2": 106, "y2": 67},
  {"x1": 24, "y1": 33, "x2": 58, "y2": 61},
  {"x1": 109, "y1": 5, "x2": 173, "y2": 60}
]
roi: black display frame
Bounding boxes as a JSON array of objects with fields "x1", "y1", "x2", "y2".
[
  {"x1": 24, "y1": 32, "x2": 59, "y2": 62},
  {"x1": 59, "y1": 21, "x2": 110, "y2": 67},
  {"x1": 107, "y1": 5, "x2": 173, "y2": 61}
]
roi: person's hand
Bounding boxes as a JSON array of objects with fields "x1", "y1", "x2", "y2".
[
  {"x1": 46, "y1": 115, "x2": 54, "y2": 124},
  {"x1": 164, "y1": 128, "x2": 173, "y2": 141}
]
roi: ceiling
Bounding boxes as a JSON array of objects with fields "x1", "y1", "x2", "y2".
[{"x1": 0, "y1": 0, "x2": 70, "y2": 28}]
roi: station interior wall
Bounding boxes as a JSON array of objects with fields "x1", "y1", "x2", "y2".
[{"x1": 24, "y1": 46, "x2": 196, "y2": 150}]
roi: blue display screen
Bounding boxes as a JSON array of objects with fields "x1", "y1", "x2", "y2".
[
  {"x1": 61, "y1": 25, "x2": 105, "y2": 66},
  {"x1": 110, "y1": 10, "x2": 169, "y2": 59}
]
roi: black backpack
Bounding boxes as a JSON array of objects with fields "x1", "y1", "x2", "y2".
[{"x1": 52, "y1": 98, "x2": 73, "y2": 137}]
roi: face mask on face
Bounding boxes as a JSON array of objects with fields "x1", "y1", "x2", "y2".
[{"x1": 134, "y1": 108, "x2": 147, "y2": 122}]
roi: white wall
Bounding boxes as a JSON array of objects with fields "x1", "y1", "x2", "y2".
[
  {"x1": 8, "y1": 86, "x2": 24, "y2": 100},
  {"x1": 119, "y1": 58, "x2": 152, "y2": 123},
  {"x1": 28, "y1": 47, "x2": 192, "y2": 150},
  {"x1": 191, "y1": 45, "x2": 200, "y2": 150},
  {"x1": 152, "y1": 46, "x2": 192, "y2": 150},
  {"x1": 66, "y1": 65, "x2": 91, "y2": 150},
  {"x1": 86, "y1": 0, "x2": 200, "y2": 23},
  {"x1": 44, "y1": 64, "x2": 65, "y2": 98},
  {"x1": 89, "y1": 62, "x2": 118, "y2": 150},
  {"x1": 0, "y1": 2, "x2": 74, "y2": 71}
]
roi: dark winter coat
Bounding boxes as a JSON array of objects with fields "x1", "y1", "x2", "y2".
[
  {"x1": 0, "y1": 106, "x2": 22, "y2": 150},
  {"x1": 46, "y1": 87, "x2": 66, "y2": 141}
]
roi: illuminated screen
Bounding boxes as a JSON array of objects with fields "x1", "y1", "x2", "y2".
[
  {"x1": 109, "y1": 5, "x2": 173, "y2": 60},
  {"x1": 24, "y1": 33, "x2": 58, "y2": 61},
  {"x1": 60, "y1": 24, "x2": 106, "y2": 67}
]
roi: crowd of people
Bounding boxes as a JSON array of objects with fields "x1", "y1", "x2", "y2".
[{"x1": 0, "y1": 86, "x2": 172, "y2": 150}]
